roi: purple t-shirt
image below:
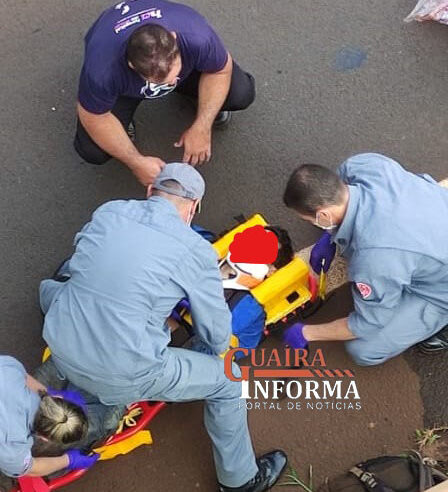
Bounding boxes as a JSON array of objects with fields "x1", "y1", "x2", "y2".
[{"x1": 78, "y1": 0, "x2": 229, "y2": 114}]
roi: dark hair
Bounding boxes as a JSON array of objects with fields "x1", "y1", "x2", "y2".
[
  {"x1": 33, "y1": 394, "x2": 88, "y2": 445},
  {"x1": 126, "y1": 24, "x2": 179, "y2": 81},
  {"x1": 265, "y1": 226, "x2": 294, "y2": 269},
  {"x1": 283, "y1": 164, "x2": 345, "y2": 215}
]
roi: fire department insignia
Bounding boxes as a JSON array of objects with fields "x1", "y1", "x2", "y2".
[{"x1": 356, "y1": 282, "x2": 372, "y2": 299}]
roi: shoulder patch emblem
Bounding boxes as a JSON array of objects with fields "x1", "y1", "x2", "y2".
[{"x1": 356, "y1": 282, "x2": 372, "y2": 299}]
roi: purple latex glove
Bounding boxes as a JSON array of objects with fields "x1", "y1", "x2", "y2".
[
  {"x1": 310, "y1": 232, "x2": 336, "y2": 274},
  {"x1": 171, "y1": 299, "x2": 191, "y2": 323},
  {"x1": 47, "y1": 388, "x2": 87, "y2": 413},
  {"x1": 66, "y1": 450, "x2": 99, "y2": 470},
  {"x1": 283, "y1": 322, "x2": 308, "y2": 349}
]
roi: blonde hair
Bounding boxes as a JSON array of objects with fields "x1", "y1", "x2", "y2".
[{"x1": 33, "y1": 394, "x2": 88, "y2": 445}]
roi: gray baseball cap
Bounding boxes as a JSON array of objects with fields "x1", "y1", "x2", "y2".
[{"x1": 153, "y1": 162, "x2": 205, "y2": 200}]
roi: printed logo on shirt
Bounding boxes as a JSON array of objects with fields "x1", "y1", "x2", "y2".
[
  {"x1": 114, "y1": 8, "x2": 163, "y2": 34},
  {"x1": 356, "y1": 282, "x2": 372, "y2": 299},
  {"x1": 115, "y1": 2, "x2": 130, "y2": 15},
  {"x1": 140, "y1": 78, "x2": 179, "y2": 99}
]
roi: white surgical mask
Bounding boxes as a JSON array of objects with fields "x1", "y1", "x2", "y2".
[
  {"x1": 187, "y1": 208, "x2": 194, "y2": 227},
  {"x1": 314, "y1": 211, "x2": 336, "y2": 231},
  {"x1": 186, "y1": 200, "x2": 200, "y2": 226}
]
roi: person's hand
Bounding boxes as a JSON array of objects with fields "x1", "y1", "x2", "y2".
[
  {"x1": 26, "y1": 374, "x2": 47, "y2": 393},
  {"x1": 132, "y1": 156, "x2": 165, "y2": 186},
  {"x1": 174, "y1": 122, "x2": 212, "y2": 166},
  {"x1": 283, "y1": 322, "x2": 308, "y2": 349},
  {"x1": 310, "y1": 232, "x2": 336, "y2": 274},
  {"x1": 47, "y1": 388, "x2": 87, "y2": 412},
  {"x1": 66, "y1": 450, "x2": 99, "y2": 470},
  {"x1": 171, "y1": 299, "x2": 191, "y2": 323}
]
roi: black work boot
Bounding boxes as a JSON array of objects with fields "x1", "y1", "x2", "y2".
[
  {"x1": 419, "y1": 325, "x2": 448, "y2": 354},
  {"x1": 218, "y1": 450, "x2": 287, "y2": 492},
  {"x1": 213, "y1": 111, "x2": 232, "y2": 129}
]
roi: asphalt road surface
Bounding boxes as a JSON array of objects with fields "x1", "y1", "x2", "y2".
[{"x1": 1, "y1": 0, "x2": 448, "y2": 489}]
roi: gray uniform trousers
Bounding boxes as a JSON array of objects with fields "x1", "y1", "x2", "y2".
[
  {"x1": 40, "y1": 271, "x2": 258, "y2": 488},
  {"x1": 346, "y1": 292, "x2": 448, "y2": 366}
]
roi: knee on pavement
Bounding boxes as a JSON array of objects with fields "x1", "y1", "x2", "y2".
[
  {"x1": 73, "y1": 138, "x2": 111, "y2": 166},
  {"x1": 225, "y1": 74, "x2": 256, "y2": 111}
]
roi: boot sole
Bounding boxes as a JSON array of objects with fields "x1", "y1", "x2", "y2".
[{"x1": 418, "y1": 345, "x2": 448, "y2": 355}]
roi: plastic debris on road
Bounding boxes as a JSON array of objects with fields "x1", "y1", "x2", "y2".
[{"x1": 405, "y1": 0, "x2": 448, "y2": 24}]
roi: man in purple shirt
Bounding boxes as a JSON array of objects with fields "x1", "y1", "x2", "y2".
[{"x1": 74, "y1": 0, "x2": 256, "y2": 185}]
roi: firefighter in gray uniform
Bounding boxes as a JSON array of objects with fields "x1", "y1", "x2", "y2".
[
  {"x1": 40, "y1": 163, "x2": 287, "y2": 492},
  {"x1": 283, "y1": 153, "x2": 448, "y2": 365}
]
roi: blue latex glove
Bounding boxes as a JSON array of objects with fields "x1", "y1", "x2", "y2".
[
  {"x1": 47, "y1": 388, "x2": 87, "y2": 413},
  {"x1": 310, "y1": 232, "x2": 336, "y2": 274},
  {"x1": 283, "y1": 323, "x2": 308, "y2": 349},
  {"x1": 66, "y1": 450, "x2": 99, "y2": 470}
]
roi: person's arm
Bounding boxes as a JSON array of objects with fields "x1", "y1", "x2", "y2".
[
  {"x1": 304, "y1": 317, "x2": 355, "y2": 342},
  {"x1": 26, "y1": 456, "x2": 70, "y2": 477},
  {"x1": 175, "y1": 54, "x2": 232, "y2": 165},
  {"x1": 26, "y1": 449, "x2": 98, "y2": 477},
  {"x1": 77, "y1": 104, "x2": 165, "y2": 185},
  {"x1": 300, "y1": 250, "x2": 418, "y2": 344},
  {"x1": 344, "y1": 250, "x2": 417, "y2": 338},
  {"x1": 25, "y1": 374, "x2": 46, "y2": 394},
  {"x1": 179, "y1": 243, "x2": 232, "y2": 355}
]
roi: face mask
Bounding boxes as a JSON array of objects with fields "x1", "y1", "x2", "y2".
[
  {"x1": 314, "y1": 212, "x2": 336, "y2": 231},
  {"x1": 186, "y1": 201, "x2": 198, "y2": 226},
  {"x1": 187, "y1": 208, "x2": 194, "y2": 227}
]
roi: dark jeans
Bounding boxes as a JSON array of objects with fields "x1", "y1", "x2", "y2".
[
  {"x1": 74, "y1": 61, "x2": 256, "y2": 165},
  {"x1": 0, "y1": 474, "x2": 13, "y2": 492}
]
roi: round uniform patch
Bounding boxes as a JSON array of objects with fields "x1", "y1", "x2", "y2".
[{"x1": 356, "y1": 282, "x2": 372, "y2": 299}]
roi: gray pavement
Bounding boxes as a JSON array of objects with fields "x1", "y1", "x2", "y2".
[{"x1": 1, "y1": 0, "x2": 448, "y2": 489}]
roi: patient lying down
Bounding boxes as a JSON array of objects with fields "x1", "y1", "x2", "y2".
[{"x1": 169, "y1": 226, "x2": 294, "y2": 356}]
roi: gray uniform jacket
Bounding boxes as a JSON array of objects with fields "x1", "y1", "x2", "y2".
[
  {"x1": 42, "y1": 197, "x2": 232, "y2": 405},
  {"x1": 0, "y1": 356, "x2": 40, "y2": 477},
  {"x1": 333, "y1": 153, "x2": 448, "y2": 343}
]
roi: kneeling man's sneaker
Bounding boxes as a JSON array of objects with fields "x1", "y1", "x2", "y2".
[
  {"x1": 213, "y1": 111, "x2": 232, "y2": 129},
  {"x1": 218, "y1": 450, "x2": 287, "y2": 492},
  {"x1": 419, "y1": 325, "x2": 448, "y2": 353}
]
